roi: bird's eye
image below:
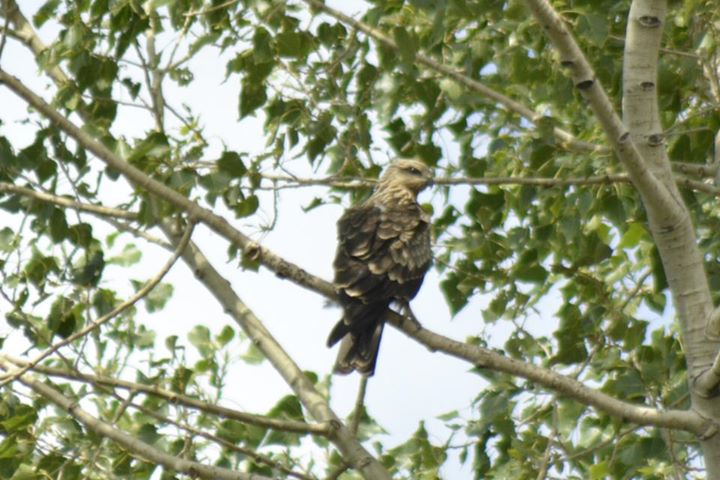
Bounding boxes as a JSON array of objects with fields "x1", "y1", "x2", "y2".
[{"x1": 407, "y1": 167, "x2": 421, "y2": 175}]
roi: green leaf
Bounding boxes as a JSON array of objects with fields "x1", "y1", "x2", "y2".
[
  {"x1": 216, "y1": 325, "x2": 235, "y2": 347},
  {"x1": 239, "y1": 80, "x2": 267, "y2": 118},
  {"x1": 514, "y1": 263, "x2": 548, "y2": 284},
  {"x1": 108, "y1": 244, "x2": 142, "y2": 267},
  {"x1": 47, "y1": 296, "x2": 82, "y2": 339},
  {"x1": 618, "y1": 223, "x2": 648, "y2": 249},
  {"x1": 143, "y1": 283, "x2": 173, "y2": 313},
  {"x1": 392, "y1": 27, "x2": 419, "y2": 63},
  {"x1": 578, "y1": 13, "x2": 609, "y2": 46},
  {"x1": 0, "y1": 228, "x2": 17, "y2": 253},
  {"x1": 171, "y1": 367, "x2": 194, "y2": 393},
  {"x1": 217, "y1": 151, "x2": 247, "y2": 177},
  {"x1": 436, "y1": 409, "x2": 459, "y2": 422},
  {"x1": 137, "y1": 424, "x2": 160, "y2": 445},
  {"x1": 650, "y1": 246, "x2": 668, "y2": 293},
  {"x1": 235, "y1": 194, "x2": 259, "y2": 218},
  {"x1": 589, "y1": 461, "x2": 610, "y2": 479},
  {"x1": 126, "y1": 132, "x2": 170, "y2": 166},
  {"x1": 267, "y1": 395, "x2": 304, "y2": 422},
  {"x1": 33, "y1": 0, "x2": 60, "y2": 27},
  {"x1": 67, "y1": 223, "x2": 93, "y2": 249},
  {"x1": 0, "y1": 405, "x2": 37, "y2": 433},
  {"x1": 242, "y1": 343, "x2": 265, "y2": 365},
  {"x1": 49, "y1": 208, "x2": 69, "y2": 243},
  {"x1": 440, "y1": 273, "x2": 470, "y2": 315},
  {"x1": 252, "y1": 27, "x2": 274, "y2": 63},
  {"x1": 23, "y1": 250, "x2": 59, "y2": 288},
  {"x1": 276, "y1": 31, "x2": 314, "y2": 59},
  {"x1": 216, "y1": 420, "x2": 266, "y2": 448},
  {"x1": 188, "y1": 325, "x2": 212, "y2": 357}
]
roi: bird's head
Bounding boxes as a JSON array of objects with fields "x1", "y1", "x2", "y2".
[{"x1": 378, "y1": 158, "x2": 434, "y2": 194}]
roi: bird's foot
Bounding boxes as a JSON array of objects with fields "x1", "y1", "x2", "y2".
[{"x1": 399, "y1": 302, "x2": 422, "y2": 329}]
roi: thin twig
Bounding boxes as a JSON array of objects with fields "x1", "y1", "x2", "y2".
[
  {"x1": 350, "y1": 375, "x2": 369, "y2": 436},
  {"x1": 184, "y1": 0, "x2": 241, "y2": 17},
  {"x1": 0, "y1": 358, "x2": 268, "y2": 480},
  {"x1": 103, "y1": 217, "x2": 173, "y2": 249},
  {"x1": 0, "y1": 0, "x2": 11, "y2": 61},
  {"x1": 608, "y1": 34, "x2": 701, "y2": 60},
  {"x1": 671, "y1": 161, "x2": 718, "y2": 179},
  {"x1": 0, "y1": 221, "x2": 195, "y2": 386},
  {"x1": 301, "y1": 0, "x2": 604, "y2": 154},
  {"x1": 158, "y1": 225, "x2": 391, "y2": 479},
  {"x1": 130, "y1": 400, "x2": 317, "y2": 480},
  {"x1": 0, "y1": 354, "x2": 331, "y2": 436},
  {"x1": 0, "y1": 182, "x2": 137, "y2": 219},
  {"x1": 145, "y1": 14, "x2": 165, "y2": 129}
]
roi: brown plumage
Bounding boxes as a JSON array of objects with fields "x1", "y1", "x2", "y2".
[{"x1": 327, "y1": 158, "x2": 434, "y2": 375}]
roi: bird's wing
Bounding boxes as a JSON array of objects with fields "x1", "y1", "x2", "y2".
[{"x1": 334, "y1": 204, "x2": 431, "y2": 301}]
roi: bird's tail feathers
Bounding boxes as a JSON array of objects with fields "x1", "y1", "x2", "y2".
[
  {"x1": 333, "y1": 321, "x2": 384, "y2": 376},
  {"x1": 326, "y1": 319, "x2": 350, "y2": 348}
]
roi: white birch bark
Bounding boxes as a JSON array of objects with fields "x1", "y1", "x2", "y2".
[{"x1": 623, "y1": 0, "x2": 720, "y2": 473}]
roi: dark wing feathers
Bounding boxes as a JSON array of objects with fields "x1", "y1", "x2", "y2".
[{"x1": 328, "y1": 202, "x2": 431, "y2": 375}]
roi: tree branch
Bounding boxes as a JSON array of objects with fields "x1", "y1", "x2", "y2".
[
  {"x1": 0, "y1": 358, "x2": 271, "y2": 480},
  {"x1": 0, "y1": 0, "x2": 11, "y2": 61},
  {"x1": 387, "y1": 311, "x2": 711, "y2": 436},
  {"x1": 0, "y1": 221, "x2": 194, "y2": 386},
  {"x1": 301, "y1": 0, "x2": 604, "y2": 154},
  {"x1": 671, "y1": 161, "x2": 718, "y2": 179},
  {"x1": 128, "y1": 399, "x2": 317, "y2": 480},
  {"x1": 0, "y1": 354, "x2": 332, "y2": 437},
  {"x1": 523, "y1": 0, "x2": 686, "y2": 226},
  {"x1": 5, "y1": 64, "x2": 704, "y2": 437},
  {"x1": 259, "y1": 172, "x2": 633, "y2": 189},
  {"x1": 1, "y1": 0, "x2": 72, "y2": 89},
  {"x1": 0, "y1": 68, "x2": 337, "y2": 299},
  {"x1": 2, "y1": 0, "x2": 712, "y2": 450},
  {"x1": 0, "y1": 182, "x2": 138, "y2": 220},
  {"x1": 263, "y1": 171, "x2": 720, "y2": 196},
  {"x1": 159, "y1": 224, "x2": 391, "y2": 480},
  {"x1": 349, "y1": 375, "x2": 369, "y2": 436}
]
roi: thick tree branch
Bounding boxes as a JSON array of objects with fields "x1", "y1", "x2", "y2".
[
  {"x1": 301, "y1": 0, "x2": 604, "y2": 154},
  {"x1": 2, "y1": 0, "x2": 712, "y2": 450},
  {"x1": 1, "y1": 58, "x2": 703, "y2": 436},
  {"x1": 1, "y1": 0, "x2": 71, "y2": 88},
  {"x1": 622, "y1": 11, "x2": 720, "y2": 469},
  {"x1": 0, "y1": 0, "x2": 10, "y2": 61},
  {"x1": 0, "y1": 68, "x2": 336, "y2": 299},
  {"x1": 0, "y1": 354, "x2": 330, "y2": 436},
  {"x1": 0, "y1": 221, "x2": 194, "y2": 386},
  {"x1": 159, "y1": 224, "x2": 391, "y2": 480},
  {"x1": 523, "y1": 0, "x2": 686, "y2": 226},
  {"x1": 386, "y1": 312, "x2": 711, "y2": 436},
  {"x1": 0, "y1": 359, "x2": 271, "y2": 480}
]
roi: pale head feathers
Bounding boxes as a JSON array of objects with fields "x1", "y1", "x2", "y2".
[{"x1": 375, "y1": 158, "x2": 434, "y2": 196}]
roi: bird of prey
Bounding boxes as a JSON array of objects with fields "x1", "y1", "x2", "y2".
[{"x1": 327, "y1": 158, "x2": 434, "y2": 375}]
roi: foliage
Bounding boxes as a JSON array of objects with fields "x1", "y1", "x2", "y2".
[{"x1": 0, "y1": 0, "x2": 719, "y2": 478}]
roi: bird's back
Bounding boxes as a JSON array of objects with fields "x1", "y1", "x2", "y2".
[{"x1": 328, "y1": 200, "x2": 431, "y2": 374}]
